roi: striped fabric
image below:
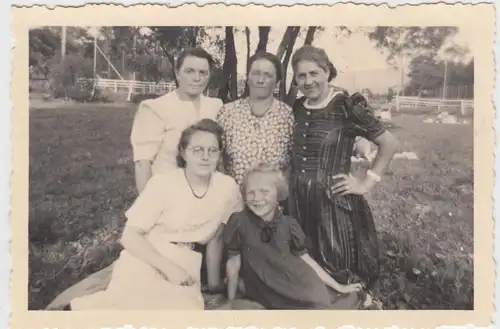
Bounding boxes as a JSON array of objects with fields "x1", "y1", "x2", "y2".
[{"x1": 289, "y1": 92, "x2": 385, "y2": 291}]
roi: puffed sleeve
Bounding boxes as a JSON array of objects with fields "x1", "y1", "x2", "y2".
[
  {"x1": 343, "y1": 94, "x2": 387, "y2": 142},
  {"x1": 130, "y1": 100, "x2": 166, "y2": 162},
  {"x1": 289, "y1": 217, "x2": 308, "y2": 257},
  {"x1": 124, "y1": 174, "x2": 166, "y2": 234},
  {"x1": 220, "y1": 178, "x2": 244, "y2": 225},
  {"x1": 223, "y1": 213, "x2": 242, "y2": 257}
]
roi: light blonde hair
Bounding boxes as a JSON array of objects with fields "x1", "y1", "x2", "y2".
[{"x1": 240, "y1": 163, "x2": 289, "y2": 202}]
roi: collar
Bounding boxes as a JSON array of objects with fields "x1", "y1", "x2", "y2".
[{"x1": 245, "y1": 206, "x2": 283, "y2": 228}]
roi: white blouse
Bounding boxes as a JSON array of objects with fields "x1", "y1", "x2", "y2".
[{"x1": 130, "y1": 91, "x2": 223, "y2": 175}]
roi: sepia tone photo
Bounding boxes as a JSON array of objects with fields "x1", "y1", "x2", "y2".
[{"x1": 11, "y1": 3, "x2": 495, "y2": 329}]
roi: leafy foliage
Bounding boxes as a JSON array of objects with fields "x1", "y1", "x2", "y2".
[
  {"x1": 47, "y1": 53, "x2": 95, "y2": 100},
  {"x1": 367, "y1": 27, "x2": 459, "y2": 65}
]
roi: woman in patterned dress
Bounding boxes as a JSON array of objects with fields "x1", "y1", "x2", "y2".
[
  {"x1": 216, "y1": 52, "x2": 294, "y2": 186},
  {"x1": 214, "y1": 52, "x2": 294, "y2": 301},
  {"x1": 288, "y1": 45, "x2": 400, "y2": 308}
]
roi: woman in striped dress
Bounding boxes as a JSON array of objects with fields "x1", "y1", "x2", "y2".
[{"x1": 288, "y1": 46, "x2": 399, "y2": 308}]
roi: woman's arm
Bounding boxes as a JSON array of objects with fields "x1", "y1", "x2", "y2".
[
  {"x1": 226, "y1": 254, "x2": 241, "y2": 300},
  {"x1": 361, "y1": 130, "x2": 399, "y2": 191},
  {"x1": 300, "y1": 253, "x2": 362, "y2": 294},
  {"x1": 205, "y1": 224, "x2": 225, "y2": 291},
  {"x1": 130, "y1": 101, "x2": 166, "y2": 194},
  {"x1": 135, "y1": 160, "x2": 153, "y2": 194}
]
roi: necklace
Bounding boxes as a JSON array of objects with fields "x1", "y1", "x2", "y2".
[{"x1": 184, "y1": 170, "x2": 211, "y2": 199}]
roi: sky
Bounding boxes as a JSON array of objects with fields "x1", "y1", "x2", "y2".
[
  {"x1": 221, "y1": 26, "x2": 474, "y2": 94},
  {"x1": 86, "y1": 26, "x2": 474, "y2": 94}
]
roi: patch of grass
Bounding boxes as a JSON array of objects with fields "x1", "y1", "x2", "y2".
[{"x1": 28, "y1": 104, "x2": 473, "y2": 310}]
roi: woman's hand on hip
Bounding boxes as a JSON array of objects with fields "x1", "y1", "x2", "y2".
[{"x1": 330, "y1": 173, "x2": 374, "y2": 196}]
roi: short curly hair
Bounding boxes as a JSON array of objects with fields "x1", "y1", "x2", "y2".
[
  {"x1": 176, "y1": 118, "x2": 224, "y2": 168},
  {"x1": 291, "y1": 45, "x2": 337, "y2": 82},
  {"x1": 240, "y1": 163, "x2": 289, "y2": 202}
]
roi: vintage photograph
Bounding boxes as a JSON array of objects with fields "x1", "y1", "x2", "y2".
[
  {"x1": 9, "y1": 3, "x2": 495, "y2": 329},
  {"x1": 28, "y1": 24, "x2": 475, "y2": 311}
]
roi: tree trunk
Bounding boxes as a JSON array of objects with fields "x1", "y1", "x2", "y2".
[
  {"x1": 303, "y1": 26, "x2": 317, "y2": 45},
  {"x1": 241, "y1": 27, "x2": 251, "y2": 98},
  {"x1": 218, "y1": 27, "x2": 238, "y2": 103},
  {"x1": 279, "y1": 27, "x2": 300, "y2": 100},
  {"x1": 256, "y1": 27, "x2": 271, "y2": 53},
  {"x1": 285, "y1": 26, "x2": 317, "y2": 106},
  {"x1": 276, "y1": 27, "x2": 295, "y2": 60},
  {"x1": 159, "y1": 44, "x2": 178, "y2": 87}
]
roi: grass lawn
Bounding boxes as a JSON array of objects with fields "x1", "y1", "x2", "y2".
[{"x1": 28, "y1": 103, "x2": 474, "y2": 310}]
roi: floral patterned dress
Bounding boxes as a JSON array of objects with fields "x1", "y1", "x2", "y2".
[{"x1": 216, "y1": 97, "x2": 295, "y2": 185}]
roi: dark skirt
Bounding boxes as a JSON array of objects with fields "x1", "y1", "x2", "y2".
[{"x1": 288, "y1": 174, "x2": 381, "y2": 291}]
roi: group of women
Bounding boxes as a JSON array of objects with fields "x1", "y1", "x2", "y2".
[{"x1": 69, "y1": 44, "x2": 399, "y2": 310}]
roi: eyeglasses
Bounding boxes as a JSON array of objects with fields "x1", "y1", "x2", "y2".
[{"x1": 187, "y1": 146, "x2": 220, "y2": 158}]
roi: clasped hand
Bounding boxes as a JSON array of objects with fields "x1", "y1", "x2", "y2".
[
  {"x1": 330, "y1": 173, "x2": 372, "y2": 196},
  {"x1": 157, "y1": 264, "x2": 196, "y2": 286}
]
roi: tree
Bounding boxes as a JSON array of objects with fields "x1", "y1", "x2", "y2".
[
  {"x1": 387, "y1": 87, "x2": 395, "y2": 102},
  {"x1": 367, "y1": 27, "x2": 459, "y2": 66},
  {"x1": 367, "y1": 27, "x2": 461, "y2": 100},
  {"x1": 218, "y1": 27, "x2": 238, "y2": 103},
  {"x1": 256, "y1": 27, "x2": 271, "y2": 53},
  {"x1": 275, "y1": 27, "x2": 301, "y2": 99},
  {"x1": 404, "y1": 54, "x2": 474, "y2": 98},
  {"x1": 47, "y1": 53, "x2": 94, "y2": 99},
  {"x1": 284, "y1": 26, "x2": 318, "y2": 105},
  {"x1": 29, "y1": 26, "x2": 92, "y2": 78}
]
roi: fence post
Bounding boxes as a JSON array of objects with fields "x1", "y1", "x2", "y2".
[
  {"x1": 460, "y1": 100, "x2": 465, "y2": 116},
  {"x1": 114, "y1": 81, "x2": 117, "y2": 93}
]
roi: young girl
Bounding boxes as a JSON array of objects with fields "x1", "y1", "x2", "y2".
[{"x1": 223, "y1": 163, "x2": 363, "y2": 310}]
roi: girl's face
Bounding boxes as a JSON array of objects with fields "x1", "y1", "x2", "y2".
[
  {"x1": 247, "y1": 59, "x2": 278, "y2": 99},
  {"x1": 294, "y1": 60, "x2": 330, "y2": 103},
  {"x1": 176, "y1": 55, "x2": 211, "y2": 97},
  {"x1": 182, "y1": 130, "x2": 220, "y2": 177},
  {"x1": 245, "y1": 173, "x2": 279, "y2": 220}
]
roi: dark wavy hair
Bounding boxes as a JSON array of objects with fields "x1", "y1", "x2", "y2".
[
  {"x1": 291, "y1": 45, "x2": 337, "y2": 82},
  {"x1": 176, "y1": 47, "x2": 216, "y2": 72},
  {"x1": 247, "y1": 51, "x2": 284, "y2": 82},
  {"x1": 176, "y1": 119, "x2": 224, "y2": 168}
]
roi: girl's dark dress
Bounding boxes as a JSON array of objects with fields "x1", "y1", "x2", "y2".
[
  {"x1": 223, "y1": 208, "x2": 333, "y2": 309},
  {"x1": 289, "y1": 90, "x2": 385, "y2": 291}
]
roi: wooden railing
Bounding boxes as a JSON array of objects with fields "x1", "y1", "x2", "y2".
[
  {"x1": 396, "y1": 96, "x2": 473, "y2": 115},
  {"x1": 81, "y1": 78, "x2": 474, "y2": 115},
  {"x1": 89, "y1": 78, "x2": 177, "y2": 94}
]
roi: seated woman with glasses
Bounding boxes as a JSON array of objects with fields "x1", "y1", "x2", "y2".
[{"x1": 70, "y1": 119, "x2": 243, "y2": 310}]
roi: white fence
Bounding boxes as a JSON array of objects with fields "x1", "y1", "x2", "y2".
[
  {"x1": 92, "y1": 78, "x2": 177, "y2": 94},
  {"x1": 86, "y1": 78, "x2": 474, "y2": 115},
  {"x1": 396, "y1": 96, "x2": 474, "y2": 115}
]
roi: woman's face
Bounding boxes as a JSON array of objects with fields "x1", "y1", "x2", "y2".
[
  {"x1": 294, "y1": 60, "x2": 330, "y2": 103},
  {"x1": 176, "y1": 55, "x2": 211, "y2": 97},
  {"x1": 182, "y1": 130, "x2": 220, "y2": 177},
  {"x1": 245, "y1": 173, "x2": 279, "y2": 220},
  {"x1": 247, "y1": 59, "x2": 278, "y2": 99}
]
